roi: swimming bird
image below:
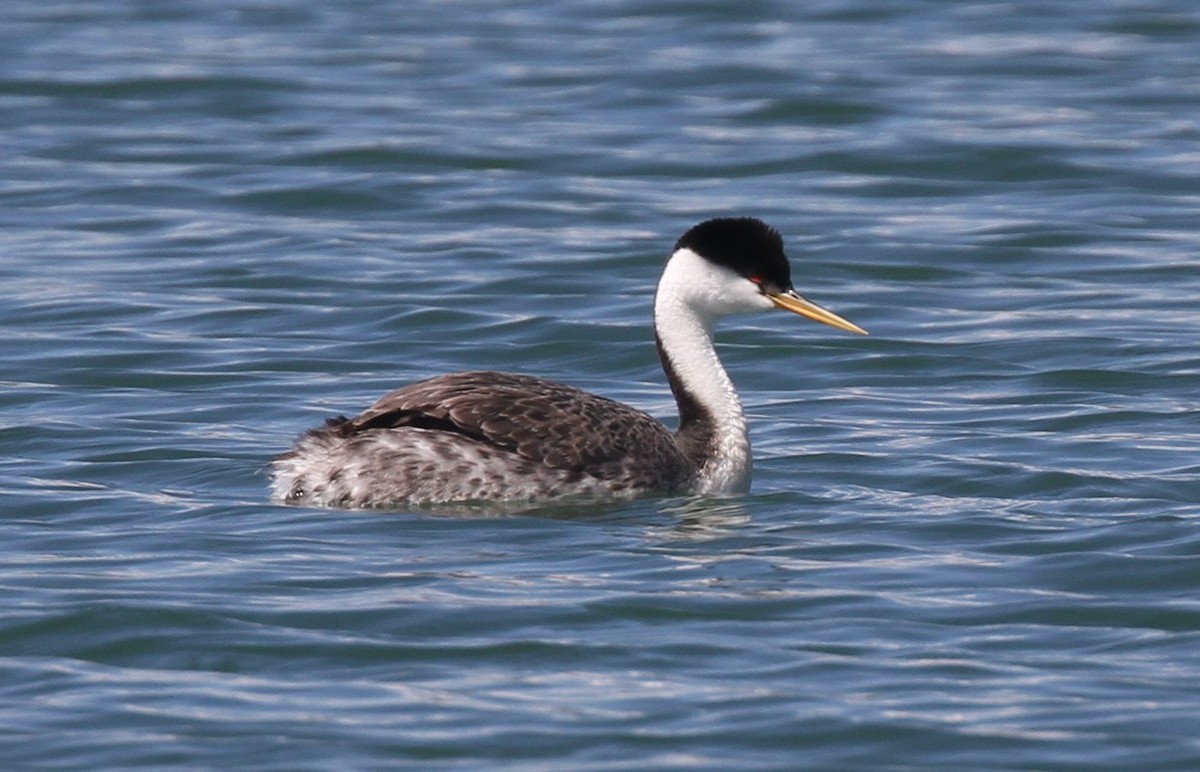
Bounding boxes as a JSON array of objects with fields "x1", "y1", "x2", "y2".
[{"x1": 271, "y1": 217, "x2": 865, "y2": 508}]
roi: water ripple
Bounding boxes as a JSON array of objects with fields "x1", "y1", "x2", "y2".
[{"x1": 3, "y1": 0, "x2": 1199, "y2": 767}]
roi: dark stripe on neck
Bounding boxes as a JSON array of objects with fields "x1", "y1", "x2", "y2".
[{"x1": 655, "y1": 331, "x2": 718, "y2": 472}]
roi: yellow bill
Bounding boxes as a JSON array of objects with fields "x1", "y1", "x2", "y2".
[{"x1": 767, "y1": 290, "x2": 868, "y2": 335}]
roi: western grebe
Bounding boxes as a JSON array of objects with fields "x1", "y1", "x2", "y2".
[{"x1": 271, "y1": 217, "x2": 866, "y2": 508}]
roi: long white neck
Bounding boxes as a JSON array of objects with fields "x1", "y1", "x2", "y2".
[{"x1": 653, "y1": 249, "x2": 752, "y2": 494}]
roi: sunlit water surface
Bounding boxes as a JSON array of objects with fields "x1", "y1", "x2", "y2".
[{"x1": 3, "y1": 0, "x2": 1199, "y2": 768}]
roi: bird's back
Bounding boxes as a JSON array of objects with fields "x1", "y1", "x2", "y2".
[{"x1": 271, "y1": 371, "x2": 694, "y2": 507}]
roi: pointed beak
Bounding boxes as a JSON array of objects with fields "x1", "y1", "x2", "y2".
[{"x1": 766, "y1": 290, "x2": 868, "y2": 335}]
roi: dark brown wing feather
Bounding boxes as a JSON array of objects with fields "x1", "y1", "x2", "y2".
[{"x1": 346, "y1": 371, "x2": 692, "y2": 486}]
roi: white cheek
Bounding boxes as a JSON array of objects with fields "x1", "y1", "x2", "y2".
[
  {"x1": 738, "y1": 282, "x2": 775, "y2": 311},
  {"x1": 705, "y1": 272, "x2": 773, "y2": 315},
  {"x1": 658, "y1": 247, "x2": 777, "y2": 321}
]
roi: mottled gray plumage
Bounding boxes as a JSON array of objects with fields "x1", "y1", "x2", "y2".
[{"x1": 272, "y1": 371, "x2": 696, "y2": 507}]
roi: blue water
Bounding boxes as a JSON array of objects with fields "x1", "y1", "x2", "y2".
[{"x1": 4, "y1": 0, "x2": 1200, "y2": 768}]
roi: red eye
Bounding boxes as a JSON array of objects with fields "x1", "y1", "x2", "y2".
[{"x1": 749, "y1": 275, "x2": 763, "y2": 285}]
